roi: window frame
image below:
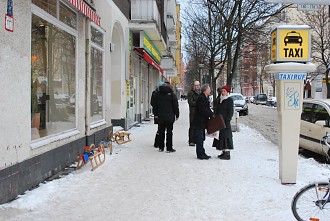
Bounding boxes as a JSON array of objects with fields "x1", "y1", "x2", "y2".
[
  {"x1": 301, "y1": 102, "x2": 314, "y2": 123},
  {"x1": 90, "y1": 23, "x2": 106, "y2": 127},
  {"x1": 31, "y1": 1, "x2": 79, "y2": 148}
]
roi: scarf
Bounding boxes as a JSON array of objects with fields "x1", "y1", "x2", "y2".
[{"x1": 220, "y1": 95, "x2": 228, "y2": 103}]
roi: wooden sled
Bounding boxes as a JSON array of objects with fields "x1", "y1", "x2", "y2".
[
  {"x1": 99, "y1": 131, "x2": 114, "y2": 155},
  {"x1": 113, "y1": 131, "x2": 132, "y2": 144},
  {"x1": 76, "y1": 144, "x2": 106, "y2": 171}
]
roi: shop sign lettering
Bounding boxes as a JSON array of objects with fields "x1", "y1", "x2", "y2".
[{"x1": 143, "y1": 34, "x2": 161, "y2": 64}]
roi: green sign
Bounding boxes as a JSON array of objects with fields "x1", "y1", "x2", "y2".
[{"x1": 143, "y1": 33, "x2": 161, "y2": 64}]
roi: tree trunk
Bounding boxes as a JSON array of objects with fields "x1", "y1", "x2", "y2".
[
  {"x1": 326, "y1": 69, "x2": 330, "y2": 98},
  {"x1": 226, "y1": 42, "x2": 232, "y2": 87}
]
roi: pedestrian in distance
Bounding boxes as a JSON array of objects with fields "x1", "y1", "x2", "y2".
[
  {"x1": 153, "y1": 82, "x2": 180, "y2": 153},
  {"x1": 212, "y1": 85, "x2": 234, "y2": 160},
  {"x1": 192, "y1": 84, "x2": 214, "y2": 160},
  {"x1": 187, "y1": 81, "x2": 201, "y2": 146},
  {"x1": 151, "y1": 82, "x2": 164, "y2": 148}
]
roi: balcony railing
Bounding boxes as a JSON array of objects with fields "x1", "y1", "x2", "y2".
[{"x1": 131, "y1": 0, "x2": 161, "y2": 33}]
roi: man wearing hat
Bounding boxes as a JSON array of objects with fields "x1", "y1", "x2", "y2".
[{"x1": 187, "y1": 81, "x2": 201, "y2": 146}]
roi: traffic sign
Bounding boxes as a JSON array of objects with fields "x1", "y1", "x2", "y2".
[
  {"x1": 297, "y1": 4, "x2": 321, "y2": 11},
  {"x1": 271, "y1": 25, "x2": 311, "y2": 63}
]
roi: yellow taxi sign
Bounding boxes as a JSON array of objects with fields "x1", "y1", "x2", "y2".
[
  {"x1": 271, "y1": 25, "x2": 311, "y2": 63},
  {"x1": 271, "y1": 31, "x2": 277, "y2": 61}
]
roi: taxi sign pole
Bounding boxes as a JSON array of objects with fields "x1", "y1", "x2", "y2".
[{"x1": 266, "y1": 25, "x2": 316, "y2": 184}]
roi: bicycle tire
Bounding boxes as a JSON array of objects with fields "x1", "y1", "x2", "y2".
[{"x1": 291, "y1": 182, "x2": 330, "y2": 221}]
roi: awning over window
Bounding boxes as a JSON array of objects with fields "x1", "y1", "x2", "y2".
[
  {"x1": 134, "y1": 48, "x2": 163, "y2": 74},
  {"x1": 66, "y1": 0, "x2": 100, "y2": 26}
]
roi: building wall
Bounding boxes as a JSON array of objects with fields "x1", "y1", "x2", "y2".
[
  {"x1": 96, "y1": 1, "x2": 128, "y2": 122},
  {"x1": 0, "y1": 0, "x2": 127, "y2": 204},
  {"x1": 0, "y1": 1, "x2": 31, "y2": 169},
  {"x1": 0, "y1": 0, "x2": 177, "y2": 204}
]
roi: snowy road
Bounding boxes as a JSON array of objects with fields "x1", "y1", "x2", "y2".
[
  {"x1": 239, "y1": 104, "x2": 278, "y2": 145},
  {"x1": 0, "y1": 100, "x2": 329, "y2": 221}
]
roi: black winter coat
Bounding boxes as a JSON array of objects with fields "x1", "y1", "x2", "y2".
[
  {"x1": 153, "y1": 84, "x2": 179, "y2": 123},
  {"x1": 192, "y1": 93, "x2": 213, "y2": 129},
  {"x1": 213, "y1": 96, "x2": 234, "y2": 138},
  {"x1": 150, "y1": 88, "x2": 158, "y2": 110},
  {"x1": 187, "y1": 89, "x2": 200, "y2": 124}
]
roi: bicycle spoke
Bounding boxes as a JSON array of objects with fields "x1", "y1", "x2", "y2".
[{"x1": 292, "y1": 183, "x2": 330, "y2": 221}]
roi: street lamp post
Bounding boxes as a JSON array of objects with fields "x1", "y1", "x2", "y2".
[{"x1": 198, "y1": 64, "x2": 204, "y2": 84}]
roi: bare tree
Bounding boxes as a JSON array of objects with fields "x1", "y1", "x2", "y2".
[
  {"x1": 298, "y1": 6, "x2": 330, "y2": 97},
  {"x1": 182, "y1": 0, "x2": 227, "y2": 97},
  {"x1": 182, "y1": 0, "x2": 288, "y2": 95}
]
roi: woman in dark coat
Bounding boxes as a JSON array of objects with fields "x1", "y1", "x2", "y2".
[{"x1": 212, "y1": 85, "x2": 234, "y2": 160}]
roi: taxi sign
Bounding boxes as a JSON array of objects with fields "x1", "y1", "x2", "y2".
[
  {"x1": 271, "y1": 25, "x2": 311, "y2": 63},
  {"x1": 274, "y1": 73, "x2": 306, "y2": 80}
]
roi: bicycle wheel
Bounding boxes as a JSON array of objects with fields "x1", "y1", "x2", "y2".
[{"x1": 292, "y1": 182, "x2": 330, "y2": 221}]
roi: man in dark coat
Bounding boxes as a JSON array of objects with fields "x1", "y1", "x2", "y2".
[
  {"x1": 153, "y1": 82, "x2": 180, "y2": 152},
  {"x1": 212, "y1": 85, "x2": 234, "y2": 160},
  {"x1": 192, "y1": 84, "x2": 214, "y2": 160},
  {"x1": 150, "y1": 82, "x2": 163, "y2": 148},
  {"x1": 187, "y1": 81, "x2": 200, "y2": 146}
]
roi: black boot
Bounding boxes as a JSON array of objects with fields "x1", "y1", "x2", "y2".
[
  {"x1": 217, "y1": 151, "x2": 225, "y2": 158},
  {"x1": 218, "y1": 151, "x2": 230, "y2": 160}
]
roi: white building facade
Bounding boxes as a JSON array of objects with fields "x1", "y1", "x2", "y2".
[{"x1": 0, "y1": 0, "x2": 180, "y2": 204}]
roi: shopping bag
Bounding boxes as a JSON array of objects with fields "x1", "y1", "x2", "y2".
[
  {"x1": 206, "y1": 115, "x2": 226, "y2": 134},
  {"x1": 206, "y1": 131, "x2": 219, "y2": 139}
]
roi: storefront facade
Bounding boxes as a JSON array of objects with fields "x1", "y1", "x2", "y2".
[
  {"x1": 0, "y1": 0, "x2": 128, "y2": 203},
  {"x1": 0, "y1": 0, "x2": 180, "y2": 204}
]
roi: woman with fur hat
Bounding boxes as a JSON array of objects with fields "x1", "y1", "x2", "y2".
[{"x1": 212, "y1": 85, "x2": 234, "y2": 160}]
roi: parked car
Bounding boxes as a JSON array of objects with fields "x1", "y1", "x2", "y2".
[
  {"x1": 229, "y1": 93, "x2": 248, "y2": 116},
  {"x1": 299, "y1": 99, "x2": 330, "y2": 157},
  {"x1": 267, "y1": 96, "x2": 277, "y2": 107},
  {"x1": 231, "y1": 111, "x2": 240, "y2": 132},
  {"x1": 54, "y1": 93, "x2": 70, "y2": 104},
  {"x1": 254, "y1": 93, "x2": 267, "y2": 105},
  {"x1": 245, "y1": 96, "x2": 250, "y2": 103},
  {"x1": 249, "y1": 96, "x2": 255, "y2": 104},
  {"x1": 209, "y1": 94, "x2": 240, "y2": 132}
]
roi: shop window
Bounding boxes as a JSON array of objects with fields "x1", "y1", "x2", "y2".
[
  {"x1": 91, "y1": 26, "x2": 103, "y2": 47},
  {"x1": 32, "y1": 0, "x2": 56, "y2": 17},
  {"x1": 90, "y1": 25, "x2": 104, "y2": 122},
  {"x1": 59, "y1": 2, "x2": 77, "y2": 29},
  {"x1": 31, "y1": 13, "x2": 76, "y2": 140},
  {"x1": 32, "y1": 0, "x2": 77, "y2": 30}
]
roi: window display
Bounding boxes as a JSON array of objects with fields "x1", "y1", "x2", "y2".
[{"x1": 31, "y1": 2, "x2": 77, "y2": 140}]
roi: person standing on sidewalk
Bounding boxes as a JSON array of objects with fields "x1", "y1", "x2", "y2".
[
  {"x1": 151, "y1": 82, "x2": 163, "y2": 148},
  {"x1": 212, "y1": 85, "x2": 234, "y2": 160},
  {"x1": 187, "y1": 81, "x2": 201, "y2": 146},
  {"x1": 153, "y1": 82, "x2": 180, "y2": 152},
  {"x1": 192, "y1": 84, "x2": 214, "y2": 160}
]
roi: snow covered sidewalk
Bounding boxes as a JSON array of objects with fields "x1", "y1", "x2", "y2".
[{"x1": 1, "y1": 100, "x2": 329, "y2": 221}]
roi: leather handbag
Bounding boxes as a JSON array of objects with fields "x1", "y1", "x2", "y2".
[{"x1": 206, "y1": 115, "x2": 226, "y2": 134}]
